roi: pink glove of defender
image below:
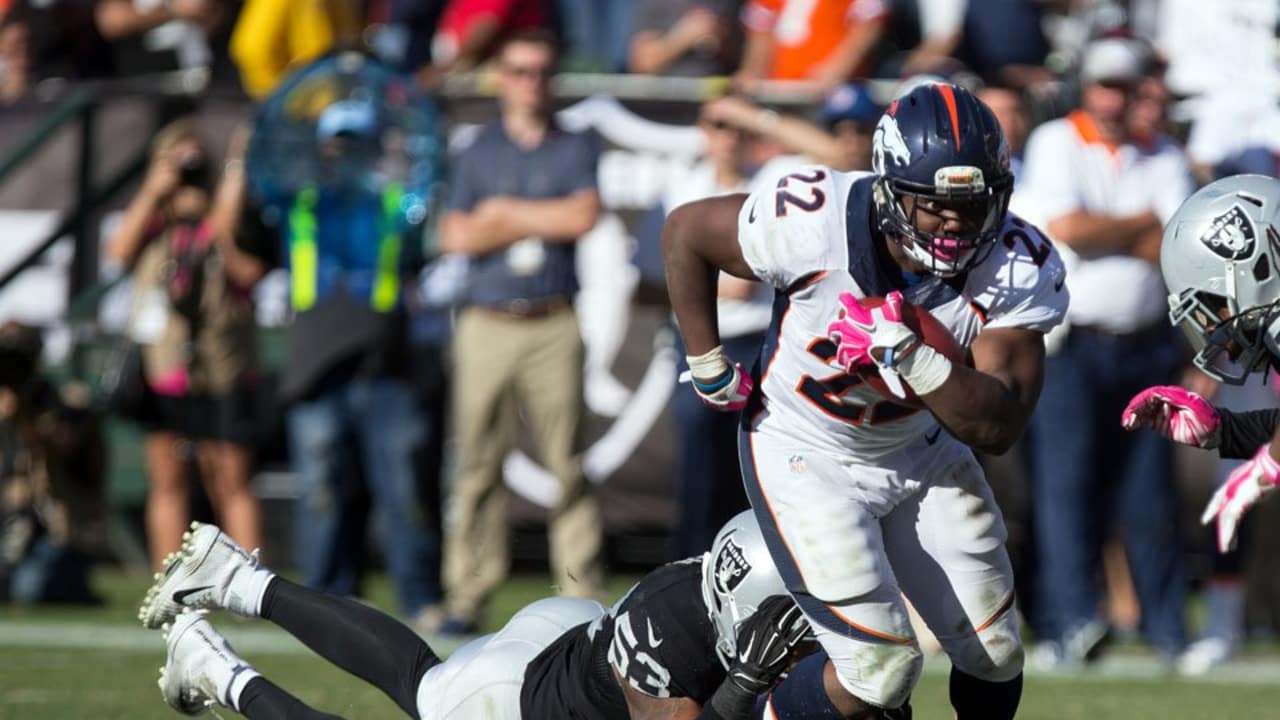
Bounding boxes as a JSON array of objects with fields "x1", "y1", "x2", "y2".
[
  {"x1": 1202, "y1": 443, "x2": 1280, "y2": 552},
  {"x1": 1121, "y1": 385, "x2": 1221, "y2": 448}
]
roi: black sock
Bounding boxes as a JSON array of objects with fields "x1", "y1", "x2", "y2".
[
  {"x1": 260, "y1": 578, "x2": 440, "y2": 720},
  {"x1": 238, "y1": 676, "x2": 345, "y2": 720},
  {"x1": 949, "y1": 669, "x2": 1022, "y2": 720}
]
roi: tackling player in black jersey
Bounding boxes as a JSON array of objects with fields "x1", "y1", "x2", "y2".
[
  {"x1": 1123, "y1": 175, "x2": 1280, "y2": 554},
  {"x1": 139, "y1": 511, "x2": 813, "y2": 720}
]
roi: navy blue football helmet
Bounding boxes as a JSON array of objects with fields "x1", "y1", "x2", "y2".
[{"x1": 871, "y1": 83, "x2": 1013, "y2": 276}]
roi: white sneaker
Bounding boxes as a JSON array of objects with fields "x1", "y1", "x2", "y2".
[
  {"x1": 1177, "y1": 636, "x2": 1236, "y2": 676},
  {"x1": 159, "y1": 610, "x2": 255, "y2": 715},
  {"x1": 139, "y1": 522, "x2": 267, "y2": 629},
  {"x1": 1031, "y1": 619, "x2": 1111, "y2": 671}
]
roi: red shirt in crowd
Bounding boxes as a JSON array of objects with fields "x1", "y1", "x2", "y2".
[{"x1": 434, "y1": 0, "x2": 549, "y2": 64}]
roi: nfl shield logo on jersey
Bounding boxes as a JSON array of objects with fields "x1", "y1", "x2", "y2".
[
  {"x1": 1200, "y1": 206, "x2": 1256, "y2": 260},
  {"x1": 788, "y1": 455, "x2": 807, "y2": 474},
  {"x1": 713, "y1": 536, "x2": 752, "y2": 595}
]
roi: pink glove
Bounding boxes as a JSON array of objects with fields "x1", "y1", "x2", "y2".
[
  {"x1": 687, "y1": 361, "x2": 754, "y2": 412},
  {"x1": 1120, "y1": 385, "x2": 1221, "y2": 448},
  {"x1": 1202, "y1": 444, "x2": 1280, "y2": 553},
  {"x1": 827, "y1": 291, "x2": 920, "y2": 400}
]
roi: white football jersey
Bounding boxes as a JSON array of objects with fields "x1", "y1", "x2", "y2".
[{"x1": 737, "y1": 166, "x2": 1069, "y2": 458}]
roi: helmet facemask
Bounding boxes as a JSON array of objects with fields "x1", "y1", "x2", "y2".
[
  {"x1": 698, "y1": 519, "x2": 787, "y2": 670},
  {"x1": 873, "y1": 167, "x2": 1012, "y2": 277},
  {"x1": 1170, "y1": 287, "x2": 1280, "y2": 384},
  {"x1": 702, "y1": 561, "x2": 749, "y2": 669}
]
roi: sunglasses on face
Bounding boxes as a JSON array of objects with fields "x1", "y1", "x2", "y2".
[{"x1": 502, "y1": 64, "x2": 554, "y2": 80}]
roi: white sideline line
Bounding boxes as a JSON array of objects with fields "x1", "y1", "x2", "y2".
[
  {"x1": 921, "y1": 653, "x2": 1280, "y2": 685},
  {"x1": 6, "y1": 621, "x2": 1280, "y2": 686},
  {"x1": 0, "y1": 620, "x2": 470, "y2": 656}
]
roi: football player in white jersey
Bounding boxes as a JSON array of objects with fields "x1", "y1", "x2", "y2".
[{"x1": 662, "y1": 83, "x2": 1069, "y2": 719}]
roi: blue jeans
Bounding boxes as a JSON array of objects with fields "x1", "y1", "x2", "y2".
[
  {"x1": 670, "y1": 331, "x2": 762, "y2": 559},
  {"x1": 1028, "y1": 325, "x2": 1187, "y2": 654},
  {"x1": 288, "y1": 377, "x2": 441, "y2": 615}
]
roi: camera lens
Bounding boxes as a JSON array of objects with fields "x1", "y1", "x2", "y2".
[{"x1": 179, "y1": 156, "x2": 210, "y2": 188}]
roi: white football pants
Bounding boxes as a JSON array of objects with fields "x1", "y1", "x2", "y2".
[{"x1": 740, "y1": 426, "x2": 1023, "y2": 709}]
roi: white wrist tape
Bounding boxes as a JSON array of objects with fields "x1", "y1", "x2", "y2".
[
  {"x1": 687, "y1": 345, "x2": 731, "y2": 382},
  {"x1": 898, "y1": 344, "x2": 953, "y2": 396}
]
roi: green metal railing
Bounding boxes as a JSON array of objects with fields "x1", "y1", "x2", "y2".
[{"x1": 0, "y1": 68, "x2": 212, "y2": 298}]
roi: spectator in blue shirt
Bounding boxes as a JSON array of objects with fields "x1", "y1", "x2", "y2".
[{"x1": 436, "y1": 29, "x2": 604, "y2": 634}]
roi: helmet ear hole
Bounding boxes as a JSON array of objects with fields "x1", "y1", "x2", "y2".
[{"x1": 1255, "y1": 253, "x2": 1272, "y2": 282}]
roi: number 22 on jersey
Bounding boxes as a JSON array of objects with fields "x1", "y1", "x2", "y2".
[{"x1": 797, "y1": 338, "x2": 919, "y2": 425}]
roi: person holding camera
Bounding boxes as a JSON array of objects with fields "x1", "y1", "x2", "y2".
[
  {"x1": 107, "y1": 118, "x2": 269, "y2": 569},
  {"x1": 0, "y1": 321, "x2": 107, "y2": 605}
]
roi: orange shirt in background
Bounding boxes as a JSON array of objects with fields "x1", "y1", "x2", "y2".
[{"x1": 742, "y1": 0, "x2": 888, "y2": 80}]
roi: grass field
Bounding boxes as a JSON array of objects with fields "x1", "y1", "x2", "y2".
[{"x1": 4, "y1": 570, "x2": 1280, "y2": 720}]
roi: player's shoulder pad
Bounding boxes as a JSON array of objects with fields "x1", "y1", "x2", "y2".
[
  {"x1": 968, "y1": 211, "x2": 1069, "y2": 332},
  {"x1": 737, "y1": 164, "x2": 862, "y2": 290}
]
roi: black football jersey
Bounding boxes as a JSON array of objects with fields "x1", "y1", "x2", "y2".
[{"x1": 519, "y1": 558, "x2": 725, "y2": 719}]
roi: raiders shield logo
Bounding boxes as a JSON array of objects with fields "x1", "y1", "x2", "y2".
[
  {"x1": 713, "y1": 536, "x2": 752, "y2": 595},
  {"x1": 1201, "y1": 206, "x2": 1256, "y2": 260}
]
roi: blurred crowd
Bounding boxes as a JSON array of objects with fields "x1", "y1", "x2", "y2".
[{"x1": 2, "y1": 0, "x2": 1280, "y2": 680}]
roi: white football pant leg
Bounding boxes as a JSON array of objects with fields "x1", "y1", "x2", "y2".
[
  {"x1": 882, "y1": 443, "x2": 1023, "y2": 682},
  {"x1": 416, "y1": 597, "x2": 606, "y2": 720},
  {"x1": 741, "y1": 430, "x2": 922, "y2": 710}
]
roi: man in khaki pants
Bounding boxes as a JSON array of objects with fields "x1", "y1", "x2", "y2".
[{"x1": 437, "y1": 29, "x2": 604, "y2": 634}]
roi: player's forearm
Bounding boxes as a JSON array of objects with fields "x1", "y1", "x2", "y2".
[
  {"x1": 921, "y1": 363, "x2": 1031, "y2": 455},
  {"x1": 693, "y1": 679, "x2": 757, "y2": 719},
  {"x1": 1218, "y1": 408, "x2": 1280, "y2": 460},
  {"x1": 663, "y1": 204, "x2": 723, "y2": 355},
  {"x1": 1047, "y1": 210, "x2": 1161, "y2": 255},
  {"x1": 662, "y1": 195, "x2": 757, "y2": 355}
]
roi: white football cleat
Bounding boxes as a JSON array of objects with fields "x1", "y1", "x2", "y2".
[
  {"x1": 159, "y1": 610, "x2": 254, "y2": 715},
  {"x1": 139, "y1": 522, "x2": 265, "y2": 629},
  {"x1": 1177, "y1": 636, "x2": 1236, "y2": 676}
]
